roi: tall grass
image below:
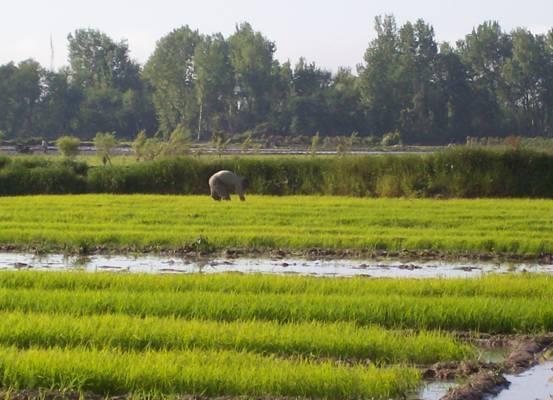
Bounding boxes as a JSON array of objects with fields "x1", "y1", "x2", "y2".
[
  {"x1": 0, "y1": 195, "x2": 550, "y2": 255},
  {"x1": 0, "y1": 346, "x2": 420, "y2": 399},
  {"x1": 0, "y1": 311, "x2": 472, "y2": 363},
  {"x1": 2, "y1": 148, "x2": 553, "y2": 197}
]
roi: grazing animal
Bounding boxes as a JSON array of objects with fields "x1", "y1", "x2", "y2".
[{"x1": 208, "y1": 170, "x2": 249, "y2": 201}]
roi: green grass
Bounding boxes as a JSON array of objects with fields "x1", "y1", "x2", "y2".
[{"x1": 0, "y1": 195, "x2": 551, "y2": 256}]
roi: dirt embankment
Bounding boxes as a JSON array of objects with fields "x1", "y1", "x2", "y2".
[{"x1": 425, "y1": 335, "x2": 553, "y2": 400}]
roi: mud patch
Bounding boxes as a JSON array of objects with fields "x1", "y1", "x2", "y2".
[{"x1": 436, "y1": 335, "x2": 553, "y2": 400}]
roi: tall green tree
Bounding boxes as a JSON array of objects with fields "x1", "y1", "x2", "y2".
[
  {"x1": 194, "y1": 33, "x2": 234, "y2": 140},
  {"x1": 501, "y1": 29, "x2": 547, "y2": 134},
  {"x1": 458, "y1": 21, "x2": 512, "y2": 136},
  {"x1": 144, "y1": 26, "x2": 202, "y2": 135},
  {"x1": 228, "y1": 22, "x2": 276, "y2": 132},
  {"x1": 0, "y1": 60, "x2": 43, "y2": 138},
  {"x1": 359, "y1": 15, "x2": 402, "y2": 135},
  {"x1": 36, "y1": 68, "x2": 82, "y2": 138},
  {"x1": 68, "y1": 29, "x2": 140, "y2": 90}
]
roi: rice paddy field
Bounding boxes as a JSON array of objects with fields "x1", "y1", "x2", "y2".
[
  {"x1": 0, "y1": 194, "x2": 551, "y2": 398},
  {"x1": 0, "y1": 195, "x2": 551, "y2": 256},
  {"x1": 0, "y1": 271, "x2": 550, "y2": 398}
]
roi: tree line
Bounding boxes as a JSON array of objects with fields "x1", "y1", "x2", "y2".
[{"x1": 1, "y1": 16, "x2": 552, "y2": 144}]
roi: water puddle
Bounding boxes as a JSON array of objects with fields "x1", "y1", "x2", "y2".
[
  {"x1": 0, "y1": 253, "x2": 552, "y2": 278},
  {"x1": 478, "y1": 348, "x2": 511, "y2": 363},
  {"x1": 491, "y1": 361, "x2": 553, "y2": 399},
  {"x1": 410, "y1": 381, "x2": 457, "y2": 400}
]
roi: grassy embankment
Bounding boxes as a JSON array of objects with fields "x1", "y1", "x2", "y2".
[
  {"x1": 0, "y1": 272, "x2": 551, "y2": 397},
  {"x1": 0, "y1": 195, "x2": 550, "y2": 256}
]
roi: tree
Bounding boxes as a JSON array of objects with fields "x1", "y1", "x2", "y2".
[
  {"x1": 144, "y1": 26, "x2": 202, "y2": 135},
  {"x1": 458, "y1": 21, "x2": 512, "y2": 136},
  {"x1": 68, "y1": 29, "x2": 140, "y2": 91},
  {"x1": 325, "y1": 68, "x2": 364, "y2": 135},
  {"x1": 501, "y1": 29, "x2": 547, "y2": 134},
  {"x1": 0, "y1": 60, "x2": 44, "y2": 138},
  {"x1": 396, "y1": 19, "x2": 446, "y2": 143},
  {"x1": 194, "y1": 33, "x2": 234, "y2": 140},
  {"x1": 228, "y1": 22, "x2": 276, "y2": 132},
  {"x1": 36, "y1": 68, "x2": 82, "y2": 138},
  {"x1": 359, "y1": 15, "x2": 402, "y2": 135},
  {"x1": 435, "y1": 44, "x2": 473, "y2": 141}
]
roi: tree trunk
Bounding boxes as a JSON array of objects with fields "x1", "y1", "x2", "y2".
[{"x1": 197, "y1": 100, "x2": 203, "y2": 142}]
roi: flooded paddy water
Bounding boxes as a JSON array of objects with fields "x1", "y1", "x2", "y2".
[
  {"x1": 492, "y1": 361, "x2": 553, "y2": 400},
  {"x1": 1, "y1": 252, "x2": 552, "y2": 278}
]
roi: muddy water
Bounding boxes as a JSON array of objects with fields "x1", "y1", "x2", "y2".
[
  {"x1": 411, "y1": 381, "x2": 457, "y2": 400},
  {"x1": 492, "y1": 361, "x2": 553, "y2": 399},
  {"x1": 0, "y1": 252, "x2": 552, "y2": 278}
]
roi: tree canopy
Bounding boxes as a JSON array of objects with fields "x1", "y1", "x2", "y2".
[{"x1": 1, "y1": 17, "x2": 553, "y2": 144}]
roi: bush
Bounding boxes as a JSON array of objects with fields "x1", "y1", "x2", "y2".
[
  {"x1": 381, "y1": 132, "x2": 402, "y2": 146},
  {"x1": 56, "y1": 136, "x2": 81, "y2": 159},
  {"x1": 94, "y1": 132, "x2": 118, "y2": 166}
]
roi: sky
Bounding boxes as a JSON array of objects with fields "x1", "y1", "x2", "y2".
[{"x1": 1, "y1": 0, "x2": 552, "y2": 72}]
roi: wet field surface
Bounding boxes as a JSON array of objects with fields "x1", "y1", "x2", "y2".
[
  {"x1": 1, "y1": 252, "x2": 552, "y2": 278},
  {"x1": 492, "y1": 361, "x2": 553, "y2": 400}
]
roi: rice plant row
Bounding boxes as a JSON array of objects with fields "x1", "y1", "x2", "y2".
[
  {"x1": 0, "y1": 346, "x2": 420, "y2": 399},
  {"x1": 0, "y1": 286, "x2": 550, "y2": 333},
  {"x1": 0, "y1": 311, "x2": 472, "y2": 364},
  {"x1": 2, "y1": 271, "x2": 552, "y2": 299},
  {"x1": 0, "y1": 195, "x2": 551, "y2": 255}
]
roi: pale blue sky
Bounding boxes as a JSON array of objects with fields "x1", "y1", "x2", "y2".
[{"x1": 2, "y1": 0, "x2": 552, "y2": 72}]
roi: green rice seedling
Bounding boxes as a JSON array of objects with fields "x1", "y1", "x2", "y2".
[
  {"x1": 0, "y1": 311, "x2": 473, "y2": 364},
  {"x1": 0, "y1": 346, "x2": 420, "y2": 399},
  {"x1": 0, "y1": 272, "x2": 552, "y2": 299},
  {"x1": 0, "y1": 195, "x2": 551, "y2": 256},
  {"x1": 0, "y1": 287, "x2": 550, "y2": 333}
]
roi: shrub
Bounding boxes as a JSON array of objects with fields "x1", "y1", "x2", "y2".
[
  {"x1": 94, "y1": 132, "x2": 118, "y2": 166},
  {"x1": 56, "y1": 136, "x2": 81, "y2": 159},
  {"x1": 381, "y1": 132, "x2": 402, "y2": 146}
]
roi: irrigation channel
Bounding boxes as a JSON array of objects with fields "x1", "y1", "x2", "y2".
[
  {"x1": 0, "y1": 252, "x2": 552, "y2": 399},
  {"x1": 1, "y1": 252, "x2": 553, "y2": 278}
]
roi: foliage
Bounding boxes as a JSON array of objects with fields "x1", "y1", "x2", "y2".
[
  {"x1": 381, "y1": 131, "x2": 402, "y2": 146},
  {"x1": 56, "y1": 136, "x2": 81, "y2": 159},
  {"x1": 211, "y1": 132, "x2": 232, "y2": 158},
  {"x1": 2, "y1": 19, "x2": 553, "y2": 142},
  {"x1": 160, "y1": 125, "x2": 192, "y2": 157},
  {"x1": 310, "y1": 132, "x2": 320, "y2": 155},
  {"x1": 93, "y1": 132, "x2": 117, "y2": 166},
  {"x1": 2, "y1": 148, "x2": 553, "y2": 197},
  {"x1": 131, "y1": 130, "x2": 147, "y2": 160}
]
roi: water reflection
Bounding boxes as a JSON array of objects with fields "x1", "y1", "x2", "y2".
[{"x1": 0, "y1": 253, "x2": 551, "y2": 278}]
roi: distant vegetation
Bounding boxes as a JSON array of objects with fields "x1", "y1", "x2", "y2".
[
  {"x1": 1, "y1": 17, "x2": 553, "y2": 144},
  {"x1": 0, "y1": 149, "x2": 552, "y2": 198}
]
